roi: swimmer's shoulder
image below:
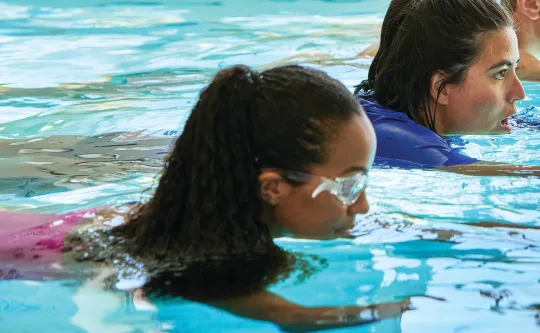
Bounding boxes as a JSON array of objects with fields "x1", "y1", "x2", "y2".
[
  {"x1": 358, "y1": 98, "x2": 445, "y2": 147},
  {"x1": 357, "y1": 97, "x2": 477, "y2": 167}
]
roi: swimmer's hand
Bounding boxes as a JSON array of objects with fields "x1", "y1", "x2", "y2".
[
  {"x1": 278, "y1": 298, "x2": 412, "y2": 333},
  {"x1": 208, "y1": 291, "x2": 442, "y2": 332}
]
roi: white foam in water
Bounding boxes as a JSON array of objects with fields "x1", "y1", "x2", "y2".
[
  {"x1": 52, "y1": 219, "x2": 64, "y2": 226},
  {"x1": 115, "y1": 278, "x2": 146, "y2": 291},
  {"x1": 82, "y1": 212, "x2": 96, "y2": 218},
  {"x1": 22, "y1": 281, "x2": 42, "y2": 286},
  {"x1": 104, "y1": 215, "x2": 124, "y2": 227}
]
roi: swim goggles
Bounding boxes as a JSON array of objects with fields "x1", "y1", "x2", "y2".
[{"x1": 280, "y1": 169, "x2": 369, "y2": 206}]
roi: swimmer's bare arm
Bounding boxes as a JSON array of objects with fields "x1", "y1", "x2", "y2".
[
  {"x1": 416, "y1": 222, "x2": 540, "y2": 243},
  {"x1": 516, "y1": 50, "x2": 540, "y2": 81},
  {"x1": 357, "y1": 42, "x2": 380, "y2": 58},
  {"x1": 208, "y1": 290, "x2": 413, "y2": 332},
  {"x1": 440, "y1": 162, "x2": 540, "y2": 177}
]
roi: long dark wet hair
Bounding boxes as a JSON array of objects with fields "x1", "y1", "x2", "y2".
[
  {"x1": 355, "y1": 0, "x2": 512, "y2": 133},
  {"x1": 107, "y1": 64, "x2": 361, "y2": 299}
]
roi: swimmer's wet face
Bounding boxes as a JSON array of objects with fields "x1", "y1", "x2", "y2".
[
  {"x1": 436, "y1": 27, "x2": 525, "y2": 134},
  {"x1": 259, "y1": 112, "x2": 376, "y2": 240},
  {"x1": 357, "y1": 0, "x2": 519, "y2": 135}
]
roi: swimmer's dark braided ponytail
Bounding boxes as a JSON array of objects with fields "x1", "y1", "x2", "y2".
[
  {"x1": 113, "y1": 64, "x2": 360, "y2": 296},
  {"x1": 123, "y1": 65, "x2": 270, "y2": 257}
]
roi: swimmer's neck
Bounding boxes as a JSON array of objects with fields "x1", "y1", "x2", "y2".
[
  {"x1": 260, "y1": 202, "x2": 288, "y2": 238},
  {"x1": 418, "y1": 102, "x2": 449, "y2": 135}
]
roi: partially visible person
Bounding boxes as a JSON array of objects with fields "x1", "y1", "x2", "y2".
[
  {"x1": 360, "y1": 0, "x2": 540, "y2": 81},
  {"x1": 502, "y1": 0, "x2": 540, "y2": 80},
  {"x1": 355, "y1": 0, "x2": 540, "y2": 176},
  {"x1": 0, "y1": 64, "x2": 423, "y2": 332}
]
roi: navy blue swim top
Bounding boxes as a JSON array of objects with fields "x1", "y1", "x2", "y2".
[{"x1": 357, "y1": 97, "x2": 479, "y2": 168}]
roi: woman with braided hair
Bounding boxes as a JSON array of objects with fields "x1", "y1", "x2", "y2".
[{"x1": 0, "y1": 64, "x2": 420, "y2": 331}]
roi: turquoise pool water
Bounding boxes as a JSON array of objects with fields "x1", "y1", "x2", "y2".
[{"x1": 0, "y1": 0, "x2": 539, "y2": 332}]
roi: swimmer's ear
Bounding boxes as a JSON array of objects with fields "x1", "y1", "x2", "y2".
[
  {"x1": 259, "y1": 171, "x2": 291, "y2": 206},
  {"x1": 430, "y1": 71, "x2": 449, "y2": 106},
  {"x1": 519, "y1": 0, "x2": 540, "y2": 20}
]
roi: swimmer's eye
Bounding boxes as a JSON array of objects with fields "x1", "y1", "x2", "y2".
[{"x1": 494, "y1": 69, "x2": 507, "y2": 80}]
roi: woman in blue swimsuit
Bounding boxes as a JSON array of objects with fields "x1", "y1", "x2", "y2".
[{"x1": 355, "y1": 0, "x2": 539, "y2": 176}]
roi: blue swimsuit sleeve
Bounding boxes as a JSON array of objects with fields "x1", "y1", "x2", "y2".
[
  {"x1": 356, "y1": 97, "x2": 478, "y2": 168},
  {"x1": 373, "y1": 119, "x2": 479, "y2": 168}
]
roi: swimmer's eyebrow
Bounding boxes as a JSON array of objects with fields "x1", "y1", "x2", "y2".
[
  {"x1": 339, "y1": 166, "x2": 369, "y2": 176},
  {"x1": 487, "y1": 59, "x2": 520, "y2": 71}
]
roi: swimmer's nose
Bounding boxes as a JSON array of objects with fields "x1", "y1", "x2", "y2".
[
  {"x1": 347, "y1": 191, "x2": 369, "y2": 216},
  {"x1": 509, "y1": 73, "x2": 525, "y2": 104}
]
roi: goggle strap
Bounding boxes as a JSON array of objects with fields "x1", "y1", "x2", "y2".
[{"x1": 312, "y1": 180, "x2": 335, "y2": 199}]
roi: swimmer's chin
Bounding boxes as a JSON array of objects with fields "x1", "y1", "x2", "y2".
[
  {"x1": 449, "y1": 125, "x2": 512, "y2": 135},
  {"x1": 488, "y1": 124, "x2": 512, "y2": 134}
]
